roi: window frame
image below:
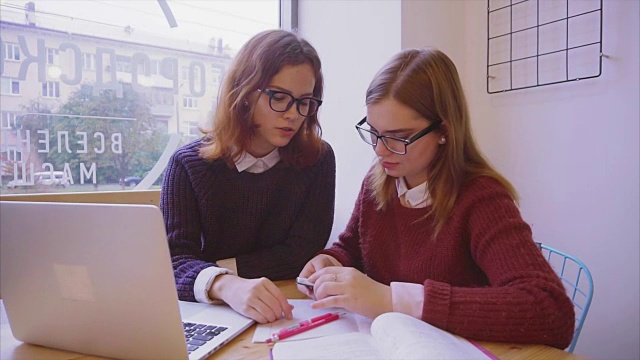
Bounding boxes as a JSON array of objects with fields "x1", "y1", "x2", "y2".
[
  {"x1": 1, "y1": 0, "x2": 296, "y2": 196},
  {"x1": 3, "y1": 42, "x2": 21, "y2": 61},
  {"x1": 1, "y1": 77, "x2": 20, "y2": 95}
]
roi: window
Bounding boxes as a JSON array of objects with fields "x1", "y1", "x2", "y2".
[
  {"x1": 184, "y1": 120, "x2": 200, "y2": 138},
  {"x1": 46, "y1": 48, "x2": 59, "y2": 65},
  {"x1": 152, "y1": 88, "x2": 173, "y2": 105},
  {"x1": 7, "y1": 148, "x2": 22, "y2": 162},
  {"x1": 3, "y1": 42, "x2": 20, "y2": 61},
  {"x1": 182, "y1": 96, "x2": 198, "y2": 109},
  {"x1": 83, "y1": 53, "x2": 95, "y2": 70},
  {"x1": 211, "y1": 67, "x2": 222, "y2": 86},
  {"x1": 1, "y1": 77, "x2": 20, "y2": 95},
  {"x1": 1, "y1": 111, "x2": 18, "y2": 129},
  {"x1": 181, "y1": 66, "x2": 189, "y2": 81},
  {"x1": 150, "y1": 60, "x2": 159, "y2": 75},
  {"x1": 0, "y1": 0, "x2": 284, "y2": 195},
  {"x1": 116, "y1": 55, "x2": 132, "y2": 73},
  {"x1": 42, "y1": 81, "x2": 60, "y2": 98}
]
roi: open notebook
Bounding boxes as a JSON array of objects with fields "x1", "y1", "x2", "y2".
[
  {"x1": 263, "y1": 300, "x2": 495, "y2": 360},
  {"x1": 0, "y1": 201, "x2": 254, "y2": 360}
]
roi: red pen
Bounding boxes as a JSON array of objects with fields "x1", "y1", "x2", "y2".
[{"x1": 265, "y1": 312, "x2": 343, "y2": 343}]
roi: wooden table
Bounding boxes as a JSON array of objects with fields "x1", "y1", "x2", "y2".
[{"x1": 1, "y1": 280, "x2": 589, "y2": 360}]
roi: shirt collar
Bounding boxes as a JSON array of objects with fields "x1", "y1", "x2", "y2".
[
  {"x1": 234, "y1": 148, "x2": 281, "y2": 173},
  {"x1": 396, "y1": 177, "x2": 431, "y2": 208}
]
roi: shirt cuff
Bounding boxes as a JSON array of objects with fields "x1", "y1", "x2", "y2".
[
  {"x1": 216, "y1": 258, "x2": 237, "y2": 274},
  {"x1": 194, "y1": 266, "x2": 234, "y2": 304},
  {"x1": 390, "y1": 282, "x2": 425, "y2": 319}
]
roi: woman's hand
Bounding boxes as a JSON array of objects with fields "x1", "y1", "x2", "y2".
[
  {"x1": 210, "y1": 275, "x2": 293, "y2": 323},
  {"x1": 297, "y1": 254, "x2": 342, "y2": 297},
  {"x1": 308, "y1": 267, "x2": 392, "y2": 319}
]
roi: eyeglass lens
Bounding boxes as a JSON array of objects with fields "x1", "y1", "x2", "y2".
[
  {"x1": 267, "y1": 90, "x2": 320, "y2": 117},
  {"x1": 357, "y1": 128, "x2": 407, "y2": 154}
]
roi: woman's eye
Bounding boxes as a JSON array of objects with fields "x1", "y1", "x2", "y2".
[{"x1": 272, "y1": 94, "x2": 288, "y2": 102}]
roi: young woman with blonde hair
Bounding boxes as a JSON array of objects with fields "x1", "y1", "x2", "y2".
[
  {"x1": 298, "y1": 48, "x2": 575, "y2": 349},
  {"x1": 161, "y1": 29, "x2": 335, "y2": 323}
]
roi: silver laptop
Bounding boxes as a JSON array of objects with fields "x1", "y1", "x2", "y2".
[{"x1": 0, "y1": 201, "x2": 255, "y2": 360}]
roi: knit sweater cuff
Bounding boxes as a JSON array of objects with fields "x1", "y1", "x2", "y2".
[{"x1": 422, "y1": 280, "x2": 452, "y2": 329}]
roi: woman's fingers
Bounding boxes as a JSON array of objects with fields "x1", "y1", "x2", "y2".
[{"x1": 311, "y1": 294, "x2": 348, "y2": 310}]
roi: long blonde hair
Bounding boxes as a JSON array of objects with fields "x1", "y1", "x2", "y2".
[
  {"x1": 199, "y1": 29, "x2": 325, "y2": 168},
  {"x1": 366, "y1": 48, "x2": 517, "y2": 235}
]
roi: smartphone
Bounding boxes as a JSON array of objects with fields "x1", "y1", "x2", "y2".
[{"x1": 296, "y1": 277, "x2": 314, "y2": 290}]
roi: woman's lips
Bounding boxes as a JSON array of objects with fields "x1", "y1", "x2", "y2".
[
  {"x1": 381, "y1": 161, "x2": 398, "y2": 170},
  {"x1": 277, "y1": 127, "x2": 295, "y2": 137}
]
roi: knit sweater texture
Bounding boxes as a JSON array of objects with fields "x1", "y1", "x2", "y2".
[
  {"x1": 321, "y1": 175, "x2": 575, "y2": 349},
  {"x1": 161, "y1": 139, "x2": 336, "y2": 301}
]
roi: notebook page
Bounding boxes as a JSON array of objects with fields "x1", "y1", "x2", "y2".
[
  {"x1": 371, "y1": 312, "x2": 491, "y2": 360},
  {"x1": 271, "y1": 333, "x2": 384, "y2": 360},
  {"x1": 252, "y1": 299, "x2": 372, "y2": 343}
]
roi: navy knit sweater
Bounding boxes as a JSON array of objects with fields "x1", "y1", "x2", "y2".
[{"x1": 161, "y1": 139, "x2": 336, "y2": 301}]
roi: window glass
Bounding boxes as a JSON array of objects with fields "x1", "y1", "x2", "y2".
[{"x1": 1, "y1": 0, "x2": 281, "y2": 194}]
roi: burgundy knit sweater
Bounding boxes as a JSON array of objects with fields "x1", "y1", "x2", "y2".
[
  {"x1": 321, "y1": 175, "x2": 575, "y2": 349},
  {"x1": 161, "y1": 139, "x2": 335, "y2": 301}
]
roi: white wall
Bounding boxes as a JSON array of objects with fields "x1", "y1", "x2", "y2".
[
  {"x1": 301, "y1": 1, "x2": 639, "y2": 359},
  {"x1": 299, "y1": 0, "x2": 402, "y2": 241},
  {"x1": 461, "y1": 1, "x2": 639, "y2": 359}
]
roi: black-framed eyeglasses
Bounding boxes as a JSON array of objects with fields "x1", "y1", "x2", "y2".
[
  {"x1": 259, "y1": 89, "x2": 323, "y2": 117},
  {"x1": 355, "y1": 116, "x2": 442, "y2": 155}
]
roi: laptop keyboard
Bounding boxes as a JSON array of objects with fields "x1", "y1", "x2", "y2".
[{"x1": 183, "y1": 322, "x2": 228, "y2": 354}]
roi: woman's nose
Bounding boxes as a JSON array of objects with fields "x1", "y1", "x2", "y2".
[
  {"x1": 373, "y1": 141, "x2": 392, "y2": 156},
  {"x1": 282, "y1": 103, "x2": 299, "y2": 121}
]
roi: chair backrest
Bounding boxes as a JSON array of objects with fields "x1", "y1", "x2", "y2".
[{"x1": 539, "y1": 244, "x2": 594, "y2": 353}]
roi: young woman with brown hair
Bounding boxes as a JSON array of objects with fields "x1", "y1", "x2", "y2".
[
  {"x1": 161, "y1": 29, "x2": 335, "y2": 323},
  {"x1": 298, "y1": 48, "x2": 575, "y2": 349}
]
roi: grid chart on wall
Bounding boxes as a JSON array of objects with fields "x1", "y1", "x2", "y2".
[{"x1": 487, "y1": 0, "x2": 603, "y2": 94}]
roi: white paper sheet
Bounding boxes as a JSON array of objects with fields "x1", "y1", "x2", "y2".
[{"x1": 252, "y1": 299, "x2": 372, "y2": 343}]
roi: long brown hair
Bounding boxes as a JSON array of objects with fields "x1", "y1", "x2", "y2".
[
  {"x1": 366, "y1": 48, "x2": 518, "y2": 235},
  {"x1": 199, "y1": 29, "x2": 325, "y2": 168}
]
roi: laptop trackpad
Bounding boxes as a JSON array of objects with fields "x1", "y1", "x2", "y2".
[
  {"x1": 178, "y1": 300, "x2": 253, "y2": 326},
  {"x1": 179, "y1": 301, "x2": 211, "y2": 318}
]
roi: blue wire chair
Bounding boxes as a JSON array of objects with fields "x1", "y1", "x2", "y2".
[{"x1": 538, "y1": 244, "x2": 594, "y2": 353}]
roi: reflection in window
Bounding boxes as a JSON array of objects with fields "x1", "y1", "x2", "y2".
[{"x1": 0, "y1": 0, "x2": 281, "y2": 193}]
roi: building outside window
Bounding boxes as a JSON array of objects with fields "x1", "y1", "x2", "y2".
[{"x1": 0, "y1": 0, "x2": 283, "y2": 194}]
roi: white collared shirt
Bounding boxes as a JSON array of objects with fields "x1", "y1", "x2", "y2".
[
  {"x1": 396, "y1": 177, "x2": 431, "y2": 208},
  {"x1": 194, "y1": 148, "x2": 281, "y2": 304},
  {"x1": 234, "y1": 148, "x2": 281, "y2": 173}
]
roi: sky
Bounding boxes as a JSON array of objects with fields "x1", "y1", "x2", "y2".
[{"x1": 0, "y1": 0, "x2": 281, "y2": 54}]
